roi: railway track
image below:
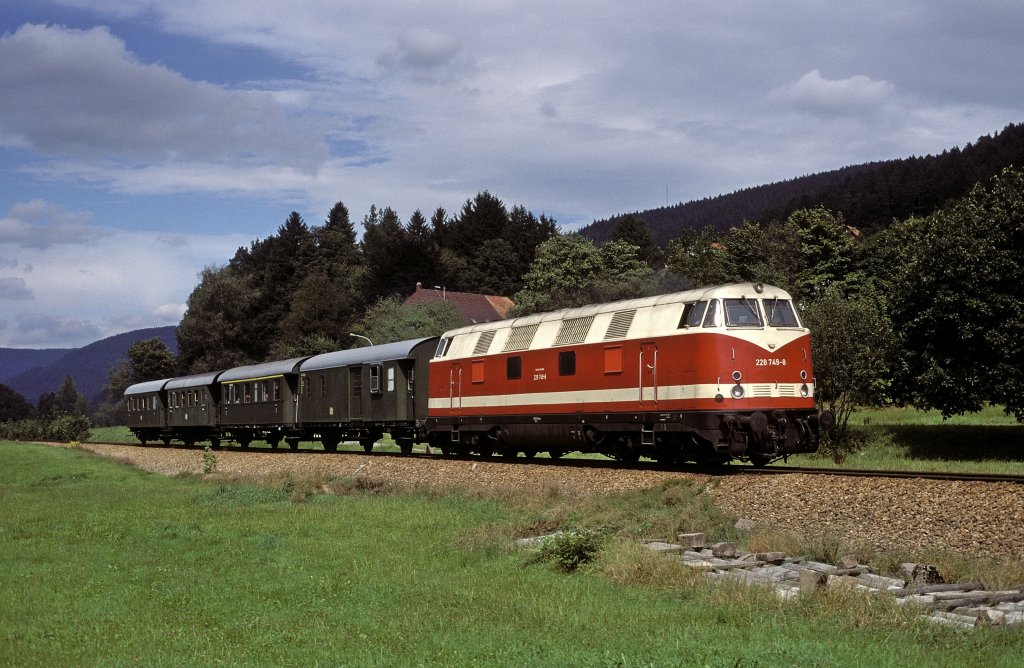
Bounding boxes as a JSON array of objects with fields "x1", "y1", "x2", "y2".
[{"x1": 106, "y1": 441, "x2": 1024, "y2": 484}]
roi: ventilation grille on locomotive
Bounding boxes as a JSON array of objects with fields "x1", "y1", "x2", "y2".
[
  {"x1": 554, "y1": 316, "x2": 595, "y2": 346},
  {"x1": 473, "y1": 330, "x2": 496, "y2": 355},
  {"x1": 604, "y1": 309, "x2": 636, "y2": 340},
  {"x1": 503, "y1": 324, "x2": 539, "y2": 352}
]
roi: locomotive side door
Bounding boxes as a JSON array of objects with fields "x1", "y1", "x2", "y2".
[
  {"x1": 448, "y1": 363, "x2": 463, "y2": 414},
  {"x1": 639, "y1": 342, "x2": 658, "y2": 406}
]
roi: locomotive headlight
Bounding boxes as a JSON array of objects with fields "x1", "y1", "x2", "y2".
[
  {"x1": 732, "y1": 370, "x2": 742, "y2": 382},
  {"x1": 731, "y1": 384, "x2": 745, "y2": 399},
  {"x1": 800, "y1": 383, "x2": 810, "y2": 398}
]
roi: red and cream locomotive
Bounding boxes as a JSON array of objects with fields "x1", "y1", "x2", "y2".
[{"x1": 425, "y1": 282, "x2": 831, "y2": 465}]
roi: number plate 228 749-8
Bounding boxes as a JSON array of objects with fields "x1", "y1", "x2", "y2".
[{"x1": 754, "y1": 358, "x2": 787, "y2": 367}]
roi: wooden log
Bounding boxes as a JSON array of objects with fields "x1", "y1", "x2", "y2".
[
  {"x1": 930, "y1": 591, "x2": 1024, "y2": 611},
  {"x1": 890, "y1": 581, "x2": 986, "y2": 598}
]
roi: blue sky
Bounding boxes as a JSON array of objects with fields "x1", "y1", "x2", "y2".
[{"x1": 1, "y1": 1, "x2": 1022, "y2": 348}]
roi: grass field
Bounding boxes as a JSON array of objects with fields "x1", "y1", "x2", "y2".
[{"x1": 2, "y1": 441, "x2": 1023, "y2": 666}]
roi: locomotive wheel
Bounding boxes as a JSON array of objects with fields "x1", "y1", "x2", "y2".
[
  {"x1": 477, "y1": 444, "x2": 494, "y2": 458},
  {"x1": 548, "y1": 450, "x2": 564, "y2": 460},
  {"x1": 750, "y1": 455, "x2": 773, "y2": 468},
  {"x1": 522, "y1": 449, "x2": 537, "y2": 459},
  {"x1": 500, "y1": 447, "x2": 517, "y2": 460},
  {"x1": 396, "y1": 438, "x2": 414, "y2": 455}
]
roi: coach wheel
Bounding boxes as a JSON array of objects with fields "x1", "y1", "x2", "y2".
[
  {"x1": 267, "y1": 436, "x2": 281, "y2": 449},
  {"x1": 322, "y1": 437, "x2": 338, "y2": 452},
  {"x1": 184, "y1": 437, "x2": 196, "y2": 448},
  {"x1": 615, "y1": 449, "x2": 640, "y2": 464},
  {"x1": 238, "y1": 437, "x2": 251, "y2": 449},
  {"x1": 162, "y1": 436, "x2": 172, "y2": 446},
  {"x1": 286, "y1": 437, "x2": 300, "y2": 450},
  {"x1": 396, "y1": 438, "x2": 414, "y2": 455},
  {"x1": 548, "y1": 450, "x2": 564, "y2": 460},
  {"x1": 210, "y1": 437, "x2": 221, "y2": 449},
  {"x1": 360, "y1": 438, "x2": 375, "y2": 453}
]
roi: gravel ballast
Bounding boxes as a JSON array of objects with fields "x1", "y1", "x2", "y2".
[{"x1": 80, "y1": 443, "x2": 1024, "y2": 558}]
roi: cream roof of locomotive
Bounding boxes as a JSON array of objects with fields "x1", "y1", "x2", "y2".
[{"x1": 435, "y1": 282, "x2": 796, "y2": 360}]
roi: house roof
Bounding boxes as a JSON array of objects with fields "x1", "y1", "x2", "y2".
[{"x1": 403, "y1": 283, "x2": 513, "y2": 324}]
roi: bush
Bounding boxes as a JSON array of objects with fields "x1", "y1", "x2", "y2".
[{"x1": 0, "y1": 413, "x2": 92, "y2": 443}]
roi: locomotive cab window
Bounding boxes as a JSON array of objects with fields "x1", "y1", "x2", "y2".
[
  {"x1": 763, "y1": 298, "x2": 800, "y2": 328},
  {"x1": 435, "y1": 338, "x2": 451, "y2": 358},
  {"x1": 724, "y1": 298, "x2": 764, "y2": 327},
  {"x1": 679, "y1": 301, "x2": 708, "y2": 328},
  {"x1": 558, "y1": 350, "x2": 576, "y2": 376},
  {"x1": 702, "y1": 299, "x2": 720, "y2": 328}
]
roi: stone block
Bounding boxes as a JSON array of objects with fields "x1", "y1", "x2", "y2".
[
  {"x1": 644, "y1": 541, "x2": 683, "y2": 553},
  {"x1": 899, "y1": 562, "x2": 945, "y2": 586},
  {"x1": 711, "y1": 542, "x2": 737, "y2": 558},
  {"x1": 734, "y1": 518, "x2": 756, "y2": 531},
  {"x1": 836, "y1": 554, "x2": 858, "y2": 570},
  {"x1": 753, "y1": 551, "x2": 787, "y2": 565},
  {"x1": 799, "y1": 568, "x2": 828, "y2": 593},
  {"x1": 677, "y1": 532, "x2": 707, "y2": 549}
]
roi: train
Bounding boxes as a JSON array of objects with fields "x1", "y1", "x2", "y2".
[{"x1": 125, "y1": 282, "x2": 833, "y2": 466}]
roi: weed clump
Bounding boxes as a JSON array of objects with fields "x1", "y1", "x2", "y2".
[{"x1": 526, "y1": 529, "x2": 606, "y2": 572}]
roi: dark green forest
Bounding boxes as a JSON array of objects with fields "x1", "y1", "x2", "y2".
[{"x1": 583, "y1": 123, "x2": 1024, "y2": 245}]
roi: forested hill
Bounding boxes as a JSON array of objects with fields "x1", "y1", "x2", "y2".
[{"x1": 580, "y1": 122, "x2": 1024, "y2": 246}]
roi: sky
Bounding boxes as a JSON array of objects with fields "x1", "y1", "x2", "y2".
[{"x1": 1, "y1": 1, "x2": 1022, "y2": 349}]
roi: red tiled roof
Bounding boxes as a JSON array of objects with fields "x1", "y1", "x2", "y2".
[{"x1": 403, "y1": 284, "x2": 513, "y2": 324}]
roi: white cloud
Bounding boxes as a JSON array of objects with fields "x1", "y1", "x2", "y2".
[
  {"x1": 773, "y1": 69, "x2": 896, "y2": 115},
  {"x1": 0, "y1": 199, "x2": 110, "y2": 249},
  {"x1": 0, "y1": 276, "x2": 33, "y2": 301},
  {"x1": 0, "y1": 23, "x2": 328, "y2": 170}
]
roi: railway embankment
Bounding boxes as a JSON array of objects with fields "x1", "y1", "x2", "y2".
[{"x1": 81, "y1": 442, "x2": 1024, "y2": 560}]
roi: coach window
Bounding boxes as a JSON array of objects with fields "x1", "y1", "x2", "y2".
[
  {"x1": 387, "y1": 366, "x2": 396, "y2": 392},
  {"x1": 273, "y1": 379, "x2": 281, "y2": 401},
  {"x1": 558, "y1": 350, "x2": 576, "y2": 376},
  {"x1": 507, "y1": 356, "x2": 522, "y2": 380},
  {"x1": 244, "y1": 384, "x2": 252, "y2": 403},
  {"x1": 262, "y1": 380, "x2": 269, "y2": 403},
  {"x1": 604, "y1": 345, "x2": 623, "y2": 374},
  {"x1": 370, "y1": 364, "x2": 382, "y2": 394},
  {"x1": 254, "y1": 382, "x2": 261, "y2": 403}
]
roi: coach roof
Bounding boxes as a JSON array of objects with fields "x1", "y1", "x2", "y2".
[
  {"x1": 300, "y1": 337, "x2": 437, "y2": 373},
  {"x1": 165, "y1": 371, "x2": 221, "y2": 389},
  {"x1": 218, "y1": 357, "x2": 308, "y2": 383},
  {"x1": 124, "y1": 379, "x2": 168, "y2": 395}
]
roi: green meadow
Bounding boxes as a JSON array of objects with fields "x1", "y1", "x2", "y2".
[{"x1": 2, "y1": 441, "x2": 1023, "y2": 667}]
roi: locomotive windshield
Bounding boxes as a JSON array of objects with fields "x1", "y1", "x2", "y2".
[
  {"x1": 763, "y1": 298, "x2": 800, "y2": 327},
  {"x1": 724, "y1": 298, "x2": 764, "y2": 327}
]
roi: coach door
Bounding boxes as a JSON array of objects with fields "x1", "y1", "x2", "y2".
[
  {"x1": 639, "y1": 342, "x2": 658, "y2": 406},
  {"x1": 448, "y1": 363, "x2": 463, "y2": 413},
  {"x1": 349, "y1": 367, "x2": 363, "y2": 419}
]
